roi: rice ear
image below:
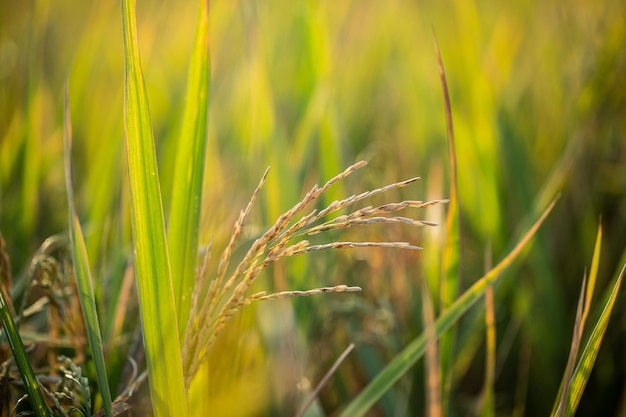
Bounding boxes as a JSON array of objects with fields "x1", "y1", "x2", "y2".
[{"x1": 182, "y1": 162, "x2": 446, "y2": 384}]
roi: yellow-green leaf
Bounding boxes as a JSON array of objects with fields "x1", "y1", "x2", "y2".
[
  {"x1": 120, "y1": 0, "x2": 188, "y2": 414},
  {"x1": 557, "y1": 262, "x2": 624, "y2": 417},
  {"x1": 168, "y1": 0, "x2": 211, "y2": 340}
]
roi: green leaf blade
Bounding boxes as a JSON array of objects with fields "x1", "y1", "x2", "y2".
[
  {"x1": 120, "y1": 0, "x2": 188, "y2": 415},
  {"x1": 551, "y1": 223, "x2": 604, "y2": 417},
  {"x1": 0, "y1": 281, "x2": 51, "y2": 417},
  {"x1": 168, "y1": 0, "x2": 210, "y2": 341},
  {"x1": 562, "y1": 262, "x2": 624, "y2": 417}
]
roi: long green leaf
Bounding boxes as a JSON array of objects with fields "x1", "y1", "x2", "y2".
[
  {"x1": 433, "y1": 31, "x2": 461, "y2": 414},
  {"x1": 120, "y1": 0, "x2": 188, "y2": 415},
  {"x1": 168, "y1": 0, "x2": 210, "y2": 341},
  {"x1": 63, "y1": 83, "x2": 113, "y2": 417},
  {"x1": 0, "y1": 276, "x2": 51, "y2": 417},
  {"x1": 558, "y1": 261, "x2": 624, "y2": 417},
  {"x1": 339, "y1": 196, "x2": 558, "y2": 417}
]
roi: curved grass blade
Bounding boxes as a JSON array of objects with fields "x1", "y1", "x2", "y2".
[
  {"x1": 339, "y1": 196, "x2": 558, "y2": 417},
  {"x1": 0, "y1": 277, "x2": 51, "y2": 417},
  {"x1": 432, "y1": 32, "x2": 460, "y2": 309},
  {"x1": 168, "y1": 0, "x2": 210, "y2": 340},
  {"x1": 120, "y1": 0, "x2": 188, "y2": 415},
  {"x1": 556, "y1": 261, "x2": 624, "y2": 417},
  {"x1": 433, "y1": 30, "x2": 461, "y2": 414},
  {"x1": 63, "y1": 83, "x2": 113, "y2": 417}
]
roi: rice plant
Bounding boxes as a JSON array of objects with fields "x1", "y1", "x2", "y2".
[{"x1": 1, "y1": 1, "x2": 625, "y2": 416}]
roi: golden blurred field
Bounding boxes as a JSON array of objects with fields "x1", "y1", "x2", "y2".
[{"x1": 1, "y1": 1, "x2": 625, "y2": 416}]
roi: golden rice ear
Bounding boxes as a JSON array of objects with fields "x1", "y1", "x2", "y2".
[
  {"x1": 182, "y1": 161, "x2": 446, "y2": 385},
  {"x1": 244, "y1": 284, "x2": 362, "y2": 304}
]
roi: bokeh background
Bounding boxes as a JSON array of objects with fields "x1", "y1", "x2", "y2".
[{"x1": 1, "y1": 0, "x2": 625, "y2": 416}]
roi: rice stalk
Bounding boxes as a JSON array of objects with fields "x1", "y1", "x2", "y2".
[{"x1": 295, "y1": 343, "x2": 356, "y2": 417}]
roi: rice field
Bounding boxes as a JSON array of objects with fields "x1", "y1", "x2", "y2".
[{"x1": 1, "y1": 1, "x2": 625, "y2": 416}]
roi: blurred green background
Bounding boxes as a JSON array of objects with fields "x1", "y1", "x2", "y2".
[{"x1": 1, "y1": 0, "x2": 625, "y2": 416}]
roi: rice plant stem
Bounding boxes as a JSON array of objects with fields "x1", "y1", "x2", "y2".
[{"x1": 296, "y1": 343, "x2": 356, "y2": 417}]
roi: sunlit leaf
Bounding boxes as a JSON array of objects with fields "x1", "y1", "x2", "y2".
[{"x1": 120, "y1": 0, "x2": 188, "y2": 415}]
